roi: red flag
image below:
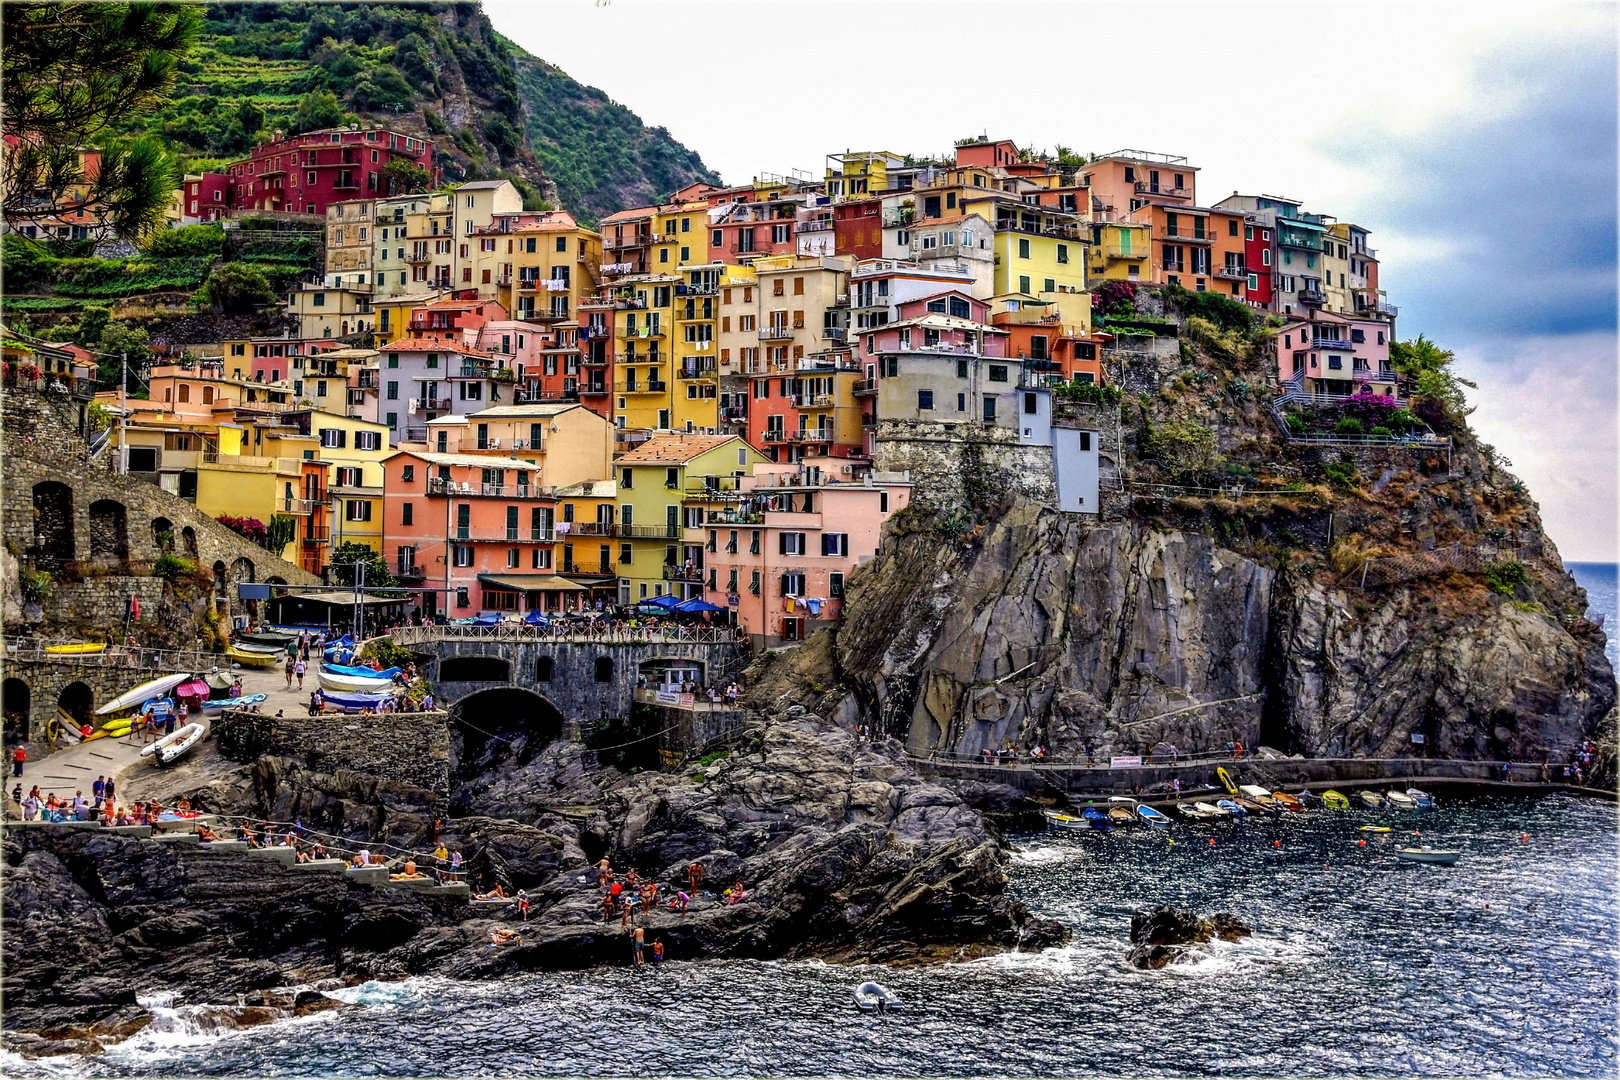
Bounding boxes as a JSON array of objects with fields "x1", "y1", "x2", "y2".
[{"x1": 127, "y1": 594, "x2": 140, "y2": 621}]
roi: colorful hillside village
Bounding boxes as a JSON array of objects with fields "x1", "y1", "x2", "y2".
[{"x1": 62, "y1": 131, "x2": 1398, "y2": 648}]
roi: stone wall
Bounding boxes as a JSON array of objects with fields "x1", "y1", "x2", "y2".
[
  {"x1": 214, "y1": 708, "x2": 450, "y2": 811},
  {"x1": 3, "y1": 386, "x2": 317, "y2": 640},
  {"x1": 874, "y1": 419, "x2": 1058, "y2": 512}
]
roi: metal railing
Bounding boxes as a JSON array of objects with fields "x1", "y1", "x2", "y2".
[
  {"x1": 6, "y1": 639, "x2": 221, "y2": 673},
  {"x1": 391, "y1": 623, "x2": 744, "y2": 645}
]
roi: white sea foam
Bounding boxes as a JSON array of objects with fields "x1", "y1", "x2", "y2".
[{"x1": 1009, "y1": 844, "x2": 1072, "y2": 866}]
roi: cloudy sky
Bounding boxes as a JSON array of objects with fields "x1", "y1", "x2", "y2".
[{"x1": 489, "y1": 0, "x2": 1618, "y2": 561}]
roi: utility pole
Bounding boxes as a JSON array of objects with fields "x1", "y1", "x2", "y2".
[
  {"x1": 119, "y1": 351, "x2": 128, "y2": 475},
  {"x1": 352, "y1": 559, "x2": 365, "y2": 642}
]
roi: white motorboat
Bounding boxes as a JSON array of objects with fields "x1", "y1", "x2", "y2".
[
  {"x1": 1406, "y1": 788, "x2": 1436, "y2": 807},
  {"x1": 1194, "y1": 801, "x2": 1230, "y2": 817},
  {"x1": 140, "y1": 722, "x2": 205, "y2": 766},
  {"x1": 1360, "y1": 790, "x2": 1386, "y2": 809},
  {"x1": 1386, "y1": 790, "x2": 1416, "y2": 809},
  {"x1": 95, "y1": 673, "x2": 192, "y2": 716},
  {"x1": 1043, "y1": 809, "x2": 1089, "y2": 830},
  {"x1": 1395, "y1": 847, "x2": 1459, "y2": 866}
]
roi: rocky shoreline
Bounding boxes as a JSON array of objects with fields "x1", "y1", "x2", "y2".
[{"x1": 1, "y1": 716, "x2": 1066, "y2": 1048}]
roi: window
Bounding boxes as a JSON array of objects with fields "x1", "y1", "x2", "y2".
[
  {"x1": 386, "y1": 381, "x2": 399, "y2": 401},
  {"x1": 345, "y1": 500, "x2": 372, "y2": 522},
  {"x1": 535, "y1": 656, "x2": 554, "y2": 682},
  {"x1": 594, "y1": 657, "x2": 614, "y2": 682},
  {"x1": 1056, "y1": 244, "x2": 1069, "y2": 264},
  {"x1": 917, "y1": 389, "x2": 934, "y2": 411},
  {"x1": 779, "y1": 532, "x2": 807, "y2": 555},
  {"x1": 983, "y1": 398, "x2": 997, "y2": 423},
  {"x1": 319, "y1": 428, "x2": 346, "y2": 448},
  {"x1": 452, "y1": 545, "x2": 473, "y2": 567},
  {"x1": 1018, "y1": 238, "x2": 1031, "y2": 259},
  {"x1": 780, "y1": 571, "x2": 806, "y2": 596},
  {"x1": 1043, "y1": 277, "x2": 1055, "y2": 293},
  {"x1": 402, "y1": 503, "x2": 413, "y2": 525},
  {"x1": 821, "y1": 533, "x2": 848, "y2": 557},
  {"x1": 456, "y1": 586, "x2": 469, "y2": 608},
  {"x1": 1019, "y1": 275, "x2": 1031, "y2": 294},
  {"x1": 988, "y1": 365, "x2": 1008, "y2": 382},
  {"x1": 1024, "y1": 392, "x2": 1038, "y2": 414}
]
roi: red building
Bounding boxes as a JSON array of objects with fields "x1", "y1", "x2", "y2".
[
  {"x1": 1243, "y1": 219, "x2": 1275, "y2": 308},
  {"x1": 179, "y1": 172, "x2": 231, "y2": 223},
  {"x1": 834, "y1": 197, "x2": 884, "y2": 258},
  {"x1": 226, "y1": 127, "x2": 437, "y2": 216}
]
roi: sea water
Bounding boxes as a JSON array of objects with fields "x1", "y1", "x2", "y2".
[
  {"x1": 7, "y1": 793, "x2": 1614, "y2": 1077},
  {"x1": 1569, "y1": 562, "x2": 1618, "y2": 672}
]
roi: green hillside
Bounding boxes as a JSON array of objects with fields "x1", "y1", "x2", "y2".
[{"x1": 121, "y1": 1, "x2": 718, "y2": 222}]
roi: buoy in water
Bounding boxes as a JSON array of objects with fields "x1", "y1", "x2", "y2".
[
  {"x1": 1521, "y1": 834, "x2": 1529, "y2": 841},
  {"x1": 1208, "y1": 838, "x2": 1216, "y2": 846},
  {"x1": 1273, "y1": 839, "x2": 1281, "y2": 847},
  {"x1": 1358, "y1": 838, "x2": 1366, "y2": 846}
]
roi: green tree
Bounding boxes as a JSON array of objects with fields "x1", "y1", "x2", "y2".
[
  {"x1": 328, "y1": 542, "x2": 395, "y2": 589},
  {"x1": 76, "y1": 303, "x2": 111, "y2": 347},
  {"x1": 199, "y1": 263, "x2": 274, "y2": 314},
  {"x1": 288, "y1": 88, "x2": 346, "y2": 135},
  {"x1": 1145, "y1": 420, "x2": 1218, "y2": 481},
  {"x1": 1390, "y1": 334, "x2": 1475, "y2": 414},
  {"x1": 380, "y1": 157, "x2": 432, "y2": 195},
  {"x1": 2, "y1": 2, "x2": 200, "y2": 242},
  {"x1": 94, "y1": 320, "x2": 151, "y2": 387}
]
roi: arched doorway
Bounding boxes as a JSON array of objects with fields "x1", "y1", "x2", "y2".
[
  {"x1": 88, "y1": 499, "x2": 129, "y2": 568},
  {"x1": 447, "y1": 686, "x2": 565, "y2": 814},
  {"x1": 213, "y1": 560, "x2": 228, "y2": 596},
  {"x1": 56, "y1": 681, "x2": 94, "y2": 732},
  {"x1": 152, "y1": 517, "x2": 174, "y2": 552},
  {"x1": 181, "y1": 526, "x2": 198, "y2": 557},
  {"x1": 32, "y1": 482, "x2": 74, "y2": 571},
  {"x1": 3, "y1": 678, "x2": 32, "y2": 743}
]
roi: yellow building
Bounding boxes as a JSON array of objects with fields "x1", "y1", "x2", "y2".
[
  {"x1": 609, "y1": 273, "x2": 681, "y2": 432},
  {"x1": 1087, "y1": 221, "x2": 1153, "y2": 283},
  {"x1": 450, "y1": 403, "x2": 615, "y2": 491},
  {"x1": 987, "y1": 221, "x2": 1087, "y2": 298},
  {"x1": 825, "y1": 151, "x2": 905, "y2": 200},
  {"x1": 373, "y1": 191, "x2": 455, "y2": 300},
  {"x1": 750, "y1": 254, "x2": 853, "y2": 374},
  {"x1": 287, "y1": 284, "x2": 375, "y2": 342},
  {"x1": 1323, "y1": 222, "x2": 1354, "y2": 317},
  {"x1": 194, "y1": 422, "x2": 318, "y2": 563},
  {"x1": 282, "y1": 409, "x2": 393, "y2": 554},
  {"x1": 612, "y1": 434, "x2": 768, "y2": 604},
  {"x1": 472, "y1": 210, "x2": 603, "y2": 324},
  {"x1": 716, "y1": 269, "x2": 761, "y2": 375},
  {"x1": 553, "y1": 478, "x2": 620, "y2": 577},
  {"x1": 325, "y1": 199, "x2": 375, "y2": 290}
]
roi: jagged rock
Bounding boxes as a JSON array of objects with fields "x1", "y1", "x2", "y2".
[{"x1": 1125, "y1": 904, "x2": 1251, "y2": 969}]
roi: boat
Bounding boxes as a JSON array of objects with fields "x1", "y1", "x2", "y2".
[
  {"x1": 1271, "y1": 791, "x2": 1304, "y2": 811},
  {"x1": 228, "y1": 640, "x2": 286, "y2": 656},
  {"x1": 1321, "y1": 790, "x2": 1350, "y2": 810},
  {"x1": 95, "y1": 673, "x2": 193, "y2": 716},
  {"x1": 319, "y1": 690, "x2": 399, "y2": 712},
  {"x1": 1292, "y1": 790, "x2": 1324, "y2": 809},
  {"x1": 1406, "y1": 788, "x2": 1436, "y2": 808},
  {"x1": 1195, "y1": 801, "x2": 1230, "y2": 818},
  {"x1": 139, "y1": 722, "x2": 205, "y2": 766},
  {"x1": 1043, "y1": 809, "x2": 1089, "y2": 830},
  {"x1": 1386, "y1": 790, "x2": 1416, "y2": 809},
  {"x1": 323, "y1": 662, "x2": 402, "y2": 680},
  {"x1": 44, "y1": 642, "x2": 107, "y2": 654},
  {"x1": 1136, "y1": 805, "x2": 1172, "y2": 830},
  {"x1": 1238, "y1": 784, "x2": 1272, "y2": 799},
  {"x1": 1177, "y1": 802, "x2": 1213, "y2": 821},
  {"x1": 1107, "y1": 807, "x2": 1134, "y2": 825},
  {"x1": 1234, "y1": 796, "x2": 1279, "y2": 818},
  {"x1": 853, "y1": 981, "x2": 903, "y2": 1013},
  {"x1": 236, "y1": 631, "x2": 298, "y2": 648},
  {"x1": 1360, "y1": 791, "x2": 1386, "y2": 809},
  {"x1": 200, "y1": 694, "x2": 267, "y2": 711},
  {"x1": 1217, "y1": 798, "x2": 1246, "y2": 818},
  {"x1": 1081, "y1": 807, "x2": 1112, "y2": 831},
  {"x1": 226, "y1": 646, "x2": 281, "y2": 669},
  {"x1": 1360, "y1": 825, "x2": 1392, "y2": 833},
  {"x1": 1216, "y1": 766, "x2": 1239, "y2": 795},
  {"x1": 318, "y1": 670, "x2": 395, "y2": 694},
  {"x1": 1395, "y1": 847, "x2": 1460, "y2": 866}
]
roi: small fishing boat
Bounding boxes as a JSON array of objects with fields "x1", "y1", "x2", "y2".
[
  {"x1": 1177, "y1": 802, "x2": 1214, "y2": 821},
  {"x1": 228, "y1": 639, "x2": 287, "y2": 655},
  {"x1": 1195, "y1": 801, "x2": 1230, "y2": 818},
  {"x1": 323, "y1": 662, "x2": 402, "y2": 680},
  {"x1": 200, "y1": 694, "x2": 267, "y2": 711},
  {"x1": 1405, "y1": 788, "x2": 1436, "y2": 808},
  {"x1": 1395, "y1": 847, "x2": 1459, "y2": 866},
  {"x1": 1234, "y1": 796, "x2": 1278, "y2": 818},
  {"x1": 1293, "y1": 790, "x2": 1324, "y2": 809},
  {"x1": 1360, "y1": 825, "x2": 1392, "y2": 833},
  {"x1": 1108, "y1": 807, "x2": 1135, "y2": 826},
  {"x1": 1217, "y1": 798, "x2": 1246, "y2": 818},
  {"x1": 1321, "y1": 790, "x2": 1350, "y2": 810},
  {"x1": 1043, "y1": 809, "x2": 1089, "y2": 830},
  {"x1": 317, "y1": 670, "x2": 395, "y2": 694},
  {"x1": 1271, "y1": 791, "x2": 1304, "y2": 811},
  {"x1": 1360, "y1": 790, "x2": 1386, "y2": 809},
  {"x1": 318, "y1": 690, "x2": 398, "y2": 712},
  {"x1": 44, "y1": 642, "x2": 107, "y2": 654},
  {"x1": 226, "y1": 646, "x2": 280, "y2": 669},
  {"x1": 95, "y1": 673, "x2": 193, "y2": 715},
  {"x1": 236, "y1": 631, "x2": 298, "y2": 648},
  {"x1": 1386, "y1": 790, "x2": 1416, "y2": 809},
  {"x1": 853, "y1": 981, "x2": 903, "y2": 1013},
  {"x1": 1136, "y1": 805, "x2": 1172, "y2": 830},
  {"x1": 140, "y1": 722, "x2": 205, "y2": 766},
  {"x1": 1081, "y1": 807, "x2": 1112, "y2": 831}
]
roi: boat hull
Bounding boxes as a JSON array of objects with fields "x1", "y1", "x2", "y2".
[
  {"x1": 1396, "y1": 848, "x2": 1459, "y2": 865},
  {"x1": 141, "y1": 722, "x2": 205, "y2": 765},
  {"x1": 95, "y1": 673, "x2": 193, "y2": 715},
  {"x1": 226, "y1": 647, "x2": 280, "y2": 669},
  {"x1": 1321, "y1": 790, "x2": 1350, "y2": 810},
  {"x1": 318, "y1": 671, "x2": 395, "y2": 694},
  {"x1": 44, "y1": 642, "x2": 107, "y2": 654}
]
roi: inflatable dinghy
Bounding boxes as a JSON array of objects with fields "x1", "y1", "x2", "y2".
[{"x1": 853, "y1": 981, "x2": 902, "y2": 1013}]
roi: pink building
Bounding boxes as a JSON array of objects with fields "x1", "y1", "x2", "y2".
[
  {"x1": 688, "y1": 457, "x2": 911, "y2": 648},
  {"x1": 1274, "y1": 311, "x2": 1395, "y2": 396}
]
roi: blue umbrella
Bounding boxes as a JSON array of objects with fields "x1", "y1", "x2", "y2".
[
  {"x1": 674, "y1": 598, "x2": 723, "y2": 613},
  {"x1": 642, "y1": 594, "x2": 682, "y2": 610}
]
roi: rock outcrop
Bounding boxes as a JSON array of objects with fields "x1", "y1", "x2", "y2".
[{"x1": 1125, "y1": 904, "x2": 1251, "y2": 969}]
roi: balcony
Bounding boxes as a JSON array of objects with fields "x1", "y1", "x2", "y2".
[
  {"x1": 427, "y1": 477, "x2": 548, "y2": 499},
  {"x1": 566, "y1": 522, "x2": 620, "y2": 537},
  {"x1": 395, "y1": 564, "x2": 425, "y2": 581},
  {"x1": 620, "y1": 325, "x2": 667, "y2": 340},
  {"x1": 853, "y1": 380, "x2": 878, "y2": 396},
  {"x1": 994, "y1": 217, "x2": 1084, "y2": 240},
  {"x1": 791, "y1": 429, "x2": 832, "y2": 443},
  {"x1": 617, "y1": 381, "x2": 669, "y2": 394},
  {"x1": 1162, "y1": 228, "x2": 1213, "y2": 245},
  {"x1": 758, "y1": 326, "x2": 795, "y2": 342},
  {"x1": 1299, "y1": 288, "x2": 1327, "y2": 305},
  {"x1": 605, "y1": 233, "x2": 658, "y2": 250},
  {"x1": 409, "y1": 397, "x2": 448, "y2": 414},
  {"x1": 621, "y1": 524, "x2": 682, "y2": 539},
  {"x1": 762, "y1": 430, "x2": 788, "y2": 442},
  {"x1": 797, "y1": 219, "x2": 834, "y2": 233},
  {"x1": 1214, "y1": 264, "x2": 1246, "y2": 281},
  {"x1": 882, "y1": 209, "x2": 915, "y2": 228},
  {"x1": 677, "y1": 363, "x2": 717, "y2": 380},
  {"x1": 303, "y1": 526, "x2": 331, "y2": 545},
  {"x1": 680, "y1": 280, "x2": 720, "y2": 296},
  {"x1": 663, "y1": 565, "x2": 705, "y2": 582}
]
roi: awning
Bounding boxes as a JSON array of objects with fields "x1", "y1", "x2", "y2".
[
  {"x1": 281, "y1": 591, "x2": 405, "y2": 608},
  {"x1": 477, "y1": 573, "x2": 588, "y2": 592},
  {"x1": 175, "y1": 679, "x2": 210, "y2": 699}
]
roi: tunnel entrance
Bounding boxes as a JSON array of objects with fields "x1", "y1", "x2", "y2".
[
  {"x1": 447, "y1": 686, "x2": 565, "y2": 815},
  {"x1": 3, "y1": 679, "x2": 32, "y2": 743},
  {"x1": 439, "y1": 655, "x2": 512, "y2": 683}
]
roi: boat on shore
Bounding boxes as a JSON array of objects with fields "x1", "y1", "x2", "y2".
[
  {"x1": 1386, "y1": 790, "x2": 1416, "y2": 809},
  {"x1": 200, "y1": 694, "x2": 266, "y2": 711},
  {"x1": 1406, "y1": 788, "x2": 1436, "y2": 807},
  {"x1": 95, "y1": 673, "x2": 193, "y2": 716},
  {"x1": 1043, "y1": 809, "x2": 1089, "y2": 831},
  {"x1": 1321, "y1": 790, "x2": 1350, "y2": 810},
  {"x1": 1177, "y1": 802, "x2": 1214, "y2": 821},
  {"x1": 226, "y1": 646, "x2": 280, "y2": 669},
  {"x1": 1234, "y1": 796, "x2": 1279, "y2": 818},
  {"x1": 140, "y1": 722, "x2": 205, "y2": 766},
  {"x1": 235, "y1": 631, "x2": 297, "y2": 649},
  {"x1": 1360, "y1": 791, "x2": 1386, "y2": 809},
  {"x1": 1136, "y1": 805, "x2": 1172, "y2": 830},
  {"x1": 44, "y1": 642, "x2": 107, "y2": 654},
  {"x1": 318, "y1": 670, "x2": 395, "y2": 694},
  {"x1": 1290, "y1": 790, "x2": 1323, "y2": 809},
  {"x1": 1395, "y1": 847, "x2": 1459, "y2": 865}
]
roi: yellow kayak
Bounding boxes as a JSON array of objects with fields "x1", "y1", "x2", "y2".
[
  {"x1": 1217, "y1": 766, "x2": 1238, "y2": 795},
  {"x1": 226, "y1": 646, "x2": 281, "y2": 669},
  {"x1": 44, "y1": 642, "x2": 107, "y2": 654},
  {"x1": 1360, "y1": 825, "x2": 1392, "y2": 833}
]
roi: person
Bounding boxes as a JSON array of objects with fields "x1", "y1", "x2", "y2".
[
  {"x1": 688, "y1": 861, "x2": 703, "y2": 896},
  {"x1": 1542, "y1": 761, "x2": 1550, "y2": 783},
  {"x1": 727, "y1": 880, "x2": 747, "y2": 905},
  {"x1": 92, "y1": 776, "x2": 105, "y2": 808},
  {"x1": 72, "y1": 790, "x2": 89, "y2": 821},
  {"x1": 284, "y1": 653, "x2": 296, "y2": 689},
  {"x1": 309, "y1": 689, "x2": 323, "y2": 717},
  {"x1": 670, "y1": 890, "x2": 690, "y2": 915},
  {"x1": 632, "y1": 925, "x2": 645, "y2": 965},
  {"x1": 197, "y1": 823, "x2": 220, "y2": 842},
  {"x1": 12, "y1": 744, "x2": 23, "y2": 778},
  {"x1": 491, "y1": 928, "x2": 519, "y2": 947},
  {"x1": 625, "y1": 868, "x2": 641, "y2": 890},
  {"x1": 103, "y1": 776, "x2": 115, "y2": 806},
  {"x1": 294, "y1": 658, "x2": 307, "y2": 690},
  {"x1": 602, "y1": 891, "x2": 616, "y2": 923},
  {"x1": 651, "y1": 938, "x2": 664, "y2": 965},
  {"x1": 1169, "y1": 744, "x2": 1179, "y2": 764},
  {"x1": 20, "y1": 791, "x2": 39, "y2": 821},
  {"x1": 518, "y1": 890, "x2": 531, "y2": 921}
]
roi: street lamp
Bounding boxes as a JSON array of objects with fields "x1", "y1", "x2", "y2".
[{"x1": 82, "y1": 347, "x2": 130, "y2": 475}]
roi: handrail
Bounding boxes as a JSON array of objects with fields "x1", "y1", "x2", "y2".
[{"x1": 5, "y1": 640, "x2": 220, "y2": 672}]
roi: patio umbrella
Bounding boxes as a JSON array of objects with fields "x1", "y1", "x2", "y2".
[
  {"x1": 641, "y1": 594, "x2": 682, "y2": 610},
  {"x1": 673, "y1": 598, "x2": 724, "y2": 613}
]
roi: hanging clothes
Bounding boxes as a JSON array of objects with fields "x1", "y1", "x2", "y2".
[{"x1": 806, "y1": 598, "x2": 822, "y2": 616}]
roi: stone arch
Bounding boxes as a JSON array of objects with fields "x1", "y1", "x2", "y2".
[
  {"x1": 87, "y1": 499, "x2": 130, "y2": 568},
  {"x1": 213, "y1": 560, "x2": 228, "y2": 596},
  {"x1": 181, "y1": 525, "x2": 198, "y2": 557},
  {"x1": 32, "y1": 481, "x2": 74, "y2": 571},
  {"x1": 439, "y1": 654, "x2": 511, "y2": 682},
  {"x1": 448, "y1": 686, "x2": 565, "y2": 812},
  {"x1": 230, "y1": 557, "x2": 255, "y2": 584},
  {"x1": 151, "y1": 516, "x2": 175, "y2": 552},
  {"x1": 3, "y1": 678, "x2": 32, "y2": 742},
  {"x1": 265, "y1": 576, "x2": 287, "y2": 585},
  {"x1": 56, "y1": 681, "x2": 94, "y2": 729}
]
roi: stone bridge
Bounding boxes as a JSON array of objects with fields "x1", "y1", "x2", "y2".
[{"x1": 390, "y1": 625, "x2": 751, "y2": 733}]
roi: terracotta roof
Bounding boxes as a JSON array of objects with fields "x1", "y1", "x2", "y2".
[
  {"x1": 378, "y1": 336, "x2": 499, "y2": 359},
  {"x1": 600, "y1": 204, "x2": 659, "y2": 225},
  {"x1": 615, "y1": 434, "x2": 739, "y2": 465}
]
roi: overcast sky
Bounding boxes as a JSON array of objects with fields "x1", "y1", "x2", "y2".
[{"x1": 489, "y1": 0, "x2": 1619, "y2": 562}]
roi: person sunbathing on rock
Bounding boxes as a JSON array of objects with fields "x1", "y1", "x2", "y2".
[
  {"x1": 490, "y1": 927, "x2": 519, "y2": 946},
  {"x1": 239, "y1": 823, "x2": 260, "y2": 847},
  {"x1": 726, "y1": 880, "x2": 748, "y2": 905},
  {"x1": 196, "y1": 824, "x2": 221, "y2": 842}
]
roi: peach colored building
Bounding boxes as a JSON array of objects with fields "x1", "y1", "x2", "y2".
[{"x1": 684, "y1": 457, "x2": 911, "y2": 648}]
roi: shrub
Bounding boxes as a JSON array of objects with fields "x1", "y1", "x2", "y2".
[
  {"x1": 1145, "y1": 420, "x2": 1217, "y2": 480},
  {"x1": 147, "y1": 223, "x2": 226, "y2": 259},
  {"x1": 1162, "y1": 283, "x2": 1255, "y2": 334},
  {"x1": 215, "y1": 514, "x2": 268, "y2": 544},
  {"x1": 1369, "y1": 426, "x2": 1393, "y2": 439},
  {"x1": 1324, "y1": 459, "x2": 1359, "y2": 492},
  {"x1": 19, "y1": 569, "x2": 54, "y2": 605},
  {"x1": 199, "y1": 263, "x2": 274, "y2": 313},
  {"x1": 357, "y1": 637, "x2": 414, "y2": 669},
  {"x1": 1335, "y1": 417, "x2": 1364, "y2": 436},
  {"x1": 152, "y1": 552, "x2": 196, "y2": 580},
  {"x1": 1285, "y1": 414, "x2": 1306, "y2": 434},
  {"x1": 1055, "y1": 381, "x2": 1122, "y2": 407},
  {"x1": 1484, "y1": 560, "x2": 1529, "y2": 597}
]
